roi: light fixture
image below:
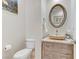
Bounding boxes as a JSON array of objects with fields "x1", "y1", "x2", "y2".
[{"x1": 53, "y1": 0, "x2": 60, "y2": 2}]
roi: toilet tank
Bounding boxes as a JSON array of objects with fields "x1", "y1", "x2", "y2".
[{"x1": 25, "y1": 39, "x2": 35, "y2": 49}]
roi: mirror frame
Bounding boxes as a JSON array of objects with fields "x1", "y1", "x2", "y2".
[{"x1": 49, "y1": 4, "x2": 67, "y2": 28}]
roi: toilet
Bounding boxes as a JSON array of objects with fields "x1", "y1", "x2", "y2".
[{"x1": 13, "y1": 39, "x2": 35, "y2": 59}]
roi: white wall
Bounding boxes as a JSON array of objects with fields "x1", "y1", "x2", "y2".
[
  {"x1": 25, "y1": 0, "x2": 41, "y2": 59},
  {"x1": 2, "y1": 0, "x2": 26, "y2": 59},
  {"x1": 42, "y1": 0, "x2": 76, "y2": 40},
  {"x1": 25, "y1": 0, "x2": 41, "y2": 39},
  {"x1": 41, "y1": 0, "x2": 47, "y2": 37},
  {"x1": 46, "y1": 0, "x2": 71, "y2": 35},
  {"x1": 71, "y1": 0, "x2": 76, "y2": 40}
]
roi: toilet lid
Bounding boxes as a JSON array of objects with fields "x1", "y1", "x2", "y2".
[{"x1": 14, "y1": 49, "x2": 32, "y2": 58}]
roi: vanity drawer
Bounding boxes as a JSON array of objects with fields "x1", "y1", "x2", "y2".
[
  {"x1": 42, "y1": 41, "x2": 74, "y2": 59},
  {"x1": 43, "y1": 54, "x2": 73, "y2": 59}
]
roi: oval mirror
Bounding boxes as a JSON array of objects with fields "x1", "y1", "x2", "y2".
[{"x1": 49, "y1": 4, "x2": 67, "y2": 28}]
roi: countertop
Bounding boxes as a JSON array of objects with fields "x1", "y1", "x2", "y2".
[{"x1": 42, "y1": 37, "x2": 75, "y2": 44}]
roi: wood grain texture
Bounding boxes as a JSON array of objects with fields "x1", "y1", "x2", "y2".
[
  {"x1": 42, "y1": 41, "x2": 74, "y2": 59},
  {"x1": 31, "y1": 49, "x2": 35, "y2": 59}
]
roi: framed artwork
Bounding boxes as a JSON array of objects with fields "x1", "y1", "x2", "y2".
[{"x1": 2, "y1": 0, "x2": 18, "y2": 14}]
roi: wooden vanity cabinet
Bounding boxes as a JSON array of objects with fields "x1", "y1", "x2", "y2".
[{"x1": 42, "y1": 41, "x2": 74, "y2": 59}]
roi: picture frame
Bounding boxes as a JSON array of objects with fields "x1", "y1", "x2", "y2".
[{"x1": 2, "y1": 0, "x2": 18, "y2": 14}]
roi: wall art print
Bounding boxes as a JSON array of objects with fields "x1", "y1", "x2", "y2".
[{"x1": 2, "y1": 0, "x2": 18, "y2": 14}]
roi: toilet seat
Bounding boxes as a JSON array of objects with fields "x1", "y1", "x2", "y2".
[{"x1": 13, "y1": 48, "x2": 32, "y2": 59}]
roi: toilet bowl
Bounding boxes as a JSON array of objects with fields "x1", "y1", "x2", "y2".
[
  {"x1": 13, "y1": 39, "x2": 35, "y2": 59},
  {"x1": 13, "y1": 49, "x2": 32, "y2": 59}
]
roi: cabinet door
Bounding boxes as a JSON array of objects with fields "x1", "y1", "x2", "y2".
[{"x1": 42, "y1": 41, "x2": 74, "y2": 59}]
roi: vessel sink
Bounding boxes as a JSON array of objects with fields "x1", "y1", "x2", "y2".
[{"x1": 48, "y1": 35, "x2": 65, "y2": 40}]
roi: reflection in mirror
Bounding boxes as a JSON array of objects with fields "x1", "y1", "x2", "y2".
[{"x1": 49, "y1": 4, "x2": 67, "y2": 28}]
